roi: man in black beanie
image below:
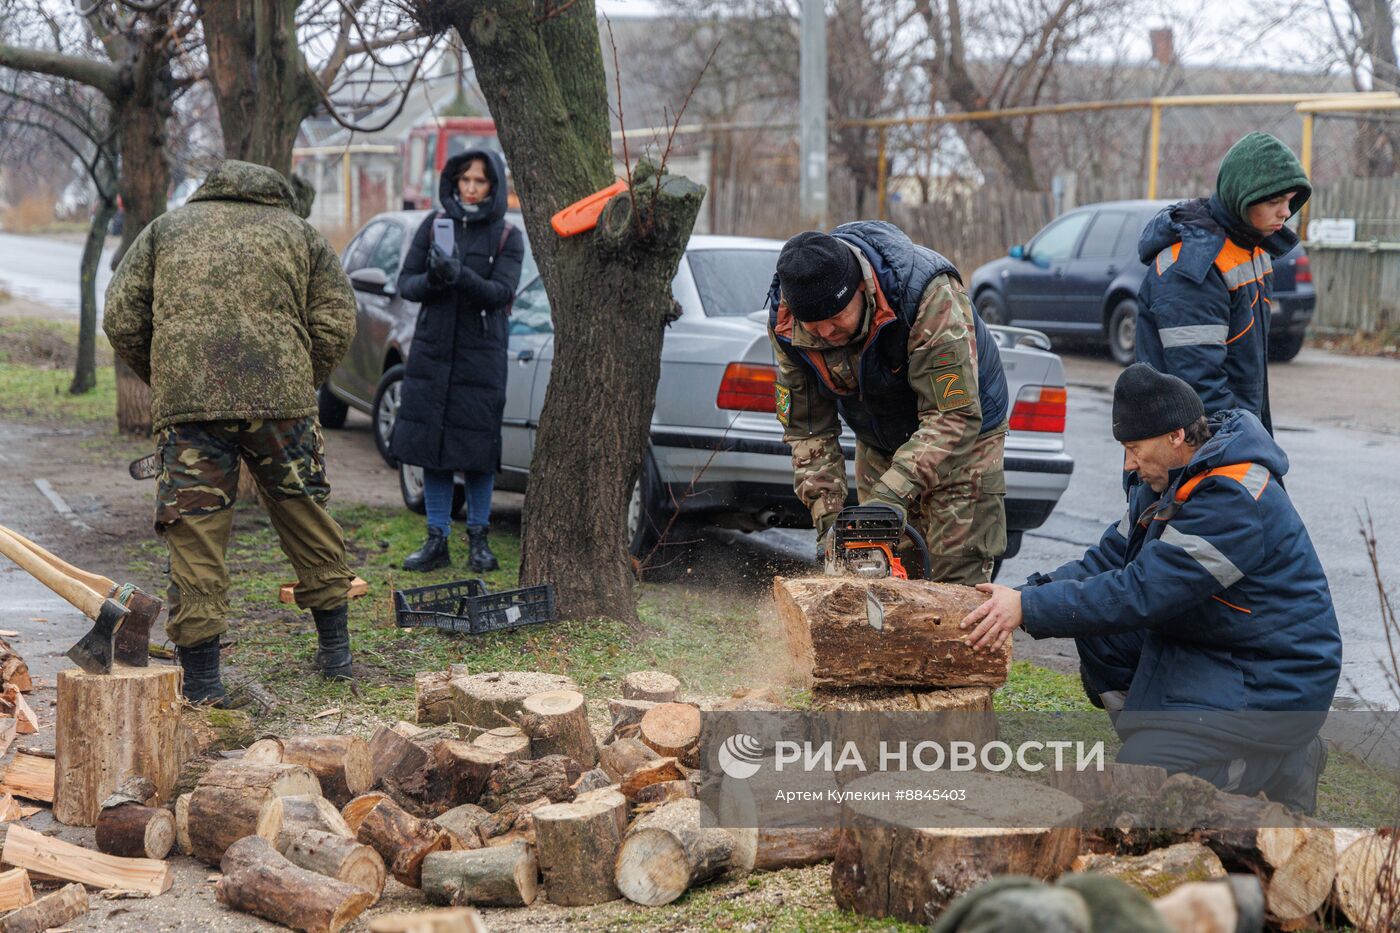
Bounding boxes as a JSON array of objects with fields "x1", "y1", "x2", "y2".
[
  {"x1": 959, "y1": 364, "x2": 1340, "y2": 813},
  {"x1": 766, "y1": 222, "x2": 1010, "y2": 584}
]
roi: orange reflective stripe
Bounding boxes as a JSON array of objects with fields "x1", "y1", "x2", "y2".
[
  {"x1": 1226, "y1": 316, "x2": 1255, "y2": 345},
  {"x1": 1212, "y1": 594, "x2": 1252, "y2": 614},
  {"x1": 1214, "y1": 240, "x2": 1255, "y2": 273},
  {"x1": 1175, "y1": 462, "x2": 1257, "y2": 502}
]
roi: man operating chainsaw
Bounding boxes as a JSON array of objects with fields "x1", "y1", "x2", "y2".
[
  {"x1": 104, "y1": 160, "x2": 358, "y2": 704},
  {"x1": 767, "y1": 222, "x2": 1009, "y2": 584}
]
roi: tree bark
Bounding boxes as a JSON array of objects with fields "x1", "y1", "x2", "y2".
[
  {"x1": 421, "y1": 842, "x2": 538, "y2": 907},
  {"x1": 615, "y1": 798, "x2": 734, "y2": 906},
  {"x1": 352, "y1": 795, "x2": 451, "y2": 888},
  {"x1": 275, "y1": 794, "x2": 354, "y2": 852},
  {"x1": 217, "y1": 837, "x2": 373, "y2": 933},
  {"x1": 95, "y1": 802, "x2": 175, "y2": 860},
  {"x1": 0, "y1": 882, "x2": 86, "y2": 933},
  {"x1": 599, "y1": 737, "x2": 659, "y2": 783},
  {"x1": 246, "y1": 735, "x2": 373, "y2": 808},
  {"x1": 281, "y1": 828, "x2": 386, "y2": 902},
  {"x1": 187, "y1": 759, "x2": 321, "y2": 865},
  {"x1": 534, "y1": 791, "x2": 627, "y2": 905},
  {"x1": 478, "y1": 755, "x2": 581, "y2": 812},
  {"x1": 72, "y1": 186, "x2": 117, "y2": 395},
  {"x1": 520, "y1": 690, "x2": 597, "y2": 767},
  {"x1": 1199, "y1": 796, "x2": 1336, "y2": 927},
  {"x1": 1070, "y1": 843, "x2": 1226, "y2": 898}
]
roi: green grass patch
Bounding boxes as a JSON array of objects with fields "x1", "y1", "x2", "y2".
[{"x1": 0, "y1": 316, "x2": 116, "y2": 421}]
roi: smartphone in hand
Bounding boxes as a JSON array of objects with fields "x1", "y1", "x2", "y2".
[{"x1": 433, "y1": 217, "x2": 455, "y2": 255}]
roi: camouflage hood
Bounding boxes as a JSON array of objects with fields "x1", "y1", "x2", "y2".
[{"x1": 188, "y1": 160, "x2": 298, "y2": 212}]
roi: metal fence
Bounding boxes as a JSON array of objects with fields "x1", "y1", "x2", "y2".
[{"x1": 1306, "y1": 177, "x2": 1400, "y2": 334}]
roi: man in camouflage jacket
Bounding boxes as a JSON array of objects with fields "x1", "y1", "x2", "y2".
[
  {"x1": 766, "y1": 223, "x2": 1009, "y2": 584},
  {"x1": 104, "y1": 159, "x2": 358, "y2": 703}
]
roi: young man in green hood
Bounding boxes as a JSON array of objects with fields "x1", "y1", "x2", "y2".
[{"x1": 1135, "y1": 132, "x2": 1312, "y2": 435}]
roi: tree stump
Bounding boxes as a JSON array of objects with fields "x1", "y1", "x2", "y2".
[
  {"x1": 282, "y1": 828, "x2": 386, "y2": 902},
  {"x1": 449, "y1": 671, "x2": 577, "y2": 730},
  {"x1": 352, "y1": 794, "x2": 450, "y2": 888},
  {"x1": 217, "y1": 836, "x2": 373, "y2": 933},
  {"x1": 0, "y1": 882, "x2": 85, "y2": 933},
  {"x1": 187, "y1": 759, "x2": 320, "y2": 865},
  {"x1": 53, "y1": 666, "x2": 182, "y2": 826},
  {"x1": 534, "y1": 789, "x2": 628, "y2": 905},
  {"x1": 1331, "y1": 829, "x2": 1394, "y2": 933},
  {"x1": 622, "y1": 671, "x2": 680, "y2": 703},
  {"x1": 520, "y1": 690, "x2": 597, "y2": 767},
  {"x1": 471, "y1": 727, "x2": 531, "y2": 762},
  {"x1": 478, "y1": 755, "x2": 580, "y2": 812},
  {"x1": 599, "y1": 737, "x2": 659, "y2": 783},
  {"x1": 638, "y1": 702, "x2": 701, "y2": 763},
  {"x1": 422, "y1": 841, "x2": 538, "y2": 907},
  {"x1": 831, "y1": 772, "x2": 1083, "y2": 924},
  {"x1": 276, "y1": 794, "x2": 354, "y2": 852},
  {"x1": 245, "y1": 736, "x2": 372, "y2": 808},
  {"x1": 775, "y1": 576, "x2": 1009, "y2": 688},
  {"x1": 368, "y1": 908, "x2": 486, "y2": 933},
  {"x1": 1071, "y1": 842, "x2": 1226, "y2": 898},
  {"x1": 416, "y1": 666, "x2": 467, "y2": 725},
  {"x1": 615, "y1": 798, "x2": 734, "y2": 906},
  {"x1": 95, "y1": 803, "x2": 175, "y2": 860}
]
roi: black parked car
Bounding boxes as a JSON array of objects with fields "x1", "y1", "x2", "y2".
[{"x1": 969, "y1": 199, "x2": 1315, "y2": 365}]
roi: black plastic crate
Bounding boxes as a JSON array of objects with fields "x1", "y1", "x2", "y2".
[{"x1": 393, "y1": 578, "x2": 556, "y2": 635}]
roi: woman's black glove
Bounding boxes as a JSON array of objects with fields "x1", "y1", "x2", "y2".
[{"x1": 427, "y1": 245, "x2": 461, "y2": 286}]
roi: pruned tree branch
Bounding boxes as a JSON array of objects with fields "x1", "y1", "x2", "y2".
[{"x1": 0, "y1": 41, "x2": 120, "y2": 98}]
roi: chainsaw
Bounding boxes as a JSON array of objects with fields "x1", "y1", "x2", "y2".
[{"x1": 823, "y1": 504, "x2": 932, "y2": 580}]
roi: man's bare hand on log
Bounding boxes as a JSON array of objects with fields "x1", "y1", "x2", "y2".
[{"x1": 959, "y1": 583, "x2": 1023, "y2": 651}]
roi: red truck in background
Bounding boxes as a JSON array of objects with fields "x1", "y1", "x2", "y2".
[{"x1": 401, "y1": 116, "x2": 518, "y2": 210}]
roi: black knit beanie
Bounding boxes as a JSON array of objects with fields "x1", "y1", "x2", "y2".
[
  {"x1": 777, "y1": 231, "x2": 864, "y2": 322},
  {"x1": 1112, "y1": 363, "x2": 1205, "y2": 442}
]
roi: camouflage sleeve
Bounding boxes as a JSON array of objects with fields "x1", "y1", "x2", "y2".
[
  {"x1": 768, "y1": 328, "x2": 845, "y2": 532},
  {"x1": 102, "y1": 222, "x2": 157, "y2": 384},
  {"x1": 866, "y1": 274, "x2": 983, "y2": 508},
  {"x1": 305, "y1": 230, "x2": 357, "y2": 388}
]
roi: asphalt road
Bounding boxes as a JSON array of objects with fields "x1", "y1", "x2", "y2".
[{"x1": 0, "y1": 231, "x2": 115, "y2": 314}]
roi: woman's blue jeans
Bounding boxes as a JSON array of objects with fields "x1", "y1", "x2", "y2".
[{"x1": 422, "y1": 469, "x2": 494, "y2": 534}]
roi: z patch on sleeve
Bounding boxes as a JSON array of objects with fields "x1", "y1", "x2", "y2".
[
  {"x1": 928, "y1": 341, "x2": 975, "y2": 412},
  {"x1": 775, "y1": 384, "x2": 792, "y2": 426}
]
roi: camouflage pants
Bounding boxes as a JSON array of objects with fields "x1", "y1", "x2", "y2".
[
  {"x1": 855, "y1": 429, "x2": 1007, "y2": 585},
  {"x1": 155, "y1": 417, "x2": 354, "y2": 647}
]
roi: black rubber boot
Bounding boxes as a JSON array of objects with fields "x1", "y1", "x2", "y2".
[
  {"x1": 403, "y1": 527, "x2": 450, "y2": 572},
  {"x1": 177, "y1": 637, "x2": 227, "y2": 705},
  {"x1": 312, "y1": 605, "x2": 353, "y2": 681},
  {"x1": 467, "y1": 525, "x2": 499, "y2": 572},
  {"x1": 1264, "y1": 734, "x2": 1328, "y2": 815}
]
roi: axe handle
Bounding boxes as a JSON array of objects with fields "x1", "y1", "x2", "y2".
[
  {"x1": 0, "y1": 528, "x2": 107, "y2": 621},
  {"x1": 0, "y1": 523, "x2": 117, "y2": 596}
]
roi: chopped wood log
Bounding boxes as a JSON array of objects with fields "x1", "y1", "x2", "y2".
[
  {"x1": 622, "y1": 671, "x2": 680, "y2": 703},
  {"x1": 1072, "y1": 842, "x2": 1226, "y2": 897},
  {"x1": 0, "y1": 640, "x2": 31, "y2": 693},
  {"x1": 476, "y1": 796, "x2": 549, "y2": 846},
  {"x1": 639, "y1": 702, "x2": 702, "y2": 764},
  {"x1": 478, "y1": 754, "x2": 580, "y2": 812},
  {"x1": 831, "y1": 772, "x2": 1082, "y2": 923},
  {"x1": 1047, "y1": 762, "x2": 1170, "y2": 803},
  {"x1": 178, "y1": 705, "x2": 257, "y2": 760},
  {"x1": 1152, "y1": 876, "x2": 1266, "y2": 933},
  {"x1": 449, "y1": 671, "x2": 578, "y2": 730},
  {"x1": 95, "y1": 802, "x2": 175, "y2": 860},
  {"x1": 1, "y1": 823, "x2": 172, "y2": 896},
  {"x1": 408, "y1": 740, "x2": 504, "y2": 811},
  {"x1": 571, "y1": 767, "x2": 612, "y2": 795},
  {"x1": 635, "y1": 780, "x2": 695, "y2": 807},
  {"x1": 0, "y1": 718, "x2": 14, "y2": 762},
  {"x1": 353, "y1": 794, "x2": 450, "y2": 888},
  {"x1": 341, "y1": 792, "x2": 390, "y2": 833},
  {"x1": 0, "y1": 687, "x2": 37, "y2": 735},
  {"x1": 606, "y1": 698, "x2": 656, "y2": 741},
  {"x1": 217, "y1": 836, "x2": 373, "y2": 933},
  {"x1": 369, "y1": 724, "x2": 432, "y2": 808},
  {"x1": 0, "y1": 868, "x2": 32, "y2": 911},
  {"x1": 282, "y1": 828, "x2": 386, "y2": 902},
  {"x1": 276, "y1": 794, "x2": 354, "y2": 852},
  {"x1": 615, "y1": 798, "x2": 734, "y2": 906},
  {"x1": 1330, "y1": 830, "x2": 1396, "y2": 933},
  {"x1": 368, "y1": 907, "x2": 487, "y2": 933},
  {"x1": 422, "y1": 841, "x2": 538, "y2": 907},
  {"x1": 416, "y1": 666, "x2": 467, "y2": 725},
  {"x1": 534, "y1": 790, "x2": 628, "y2": 905},
  {"x1": 520, "y1": 690, "x2": 597, "y2": 767},
  {"x1": 776, "y1": 576, "x2": 1009, "y2": 688},
  {"x1": 53, "y1": 666, "x2": 182, "y2": 826},
  {"x1": 434, "y1": 804, "x2": 490, "y2": 850},
  {"x1": 0, "y1": 753, "x2": 50, "y2": 803},
  {"x1": 0, "y1": 882, "x2": 84, "y2": 933},
  {"x1": 811, "y1": 685, "x2": 994, "y2": 712},
  {"x1": 754, "y1": 827, "x2": 840, "y2": 871},
  {"x1": 245, "y1": 735, "x2": 372, "y2": 808},
  {"x1": 620, "y1": 757, "x2": 686, "y2": 801},
  {"x1": 0, "y1": 793, "x2": 20, "y2": 823},
  {"x1": 187, "y1": 759, "x2": 320, "y2": 865},
  {"x1": 471, "y1": 726, "x2": 531, "y2": 762},
  {"x1": 599, "y1": 737, "x2": 659, "y2": 783},
  {"x1": 174, "y1": 793, "x2": 191, "y2": 856}
]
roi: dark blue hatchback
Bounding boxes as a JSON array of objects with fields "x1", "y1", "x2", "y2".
[{"x1": 969, "y1": 199, "x2": 1315, "y2": 365}]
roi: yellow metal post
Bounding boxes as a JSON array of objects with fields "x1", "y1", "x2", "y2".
[
  {"x1": 1147, "y1": 104, "x2": 1162, "y2": 199},
  {"x1": 1299, "y1": 113, "x2": 1314, "y2": 236},
  {"x1": 876, "y1": 126, "x2": 888, "y2": 220}
]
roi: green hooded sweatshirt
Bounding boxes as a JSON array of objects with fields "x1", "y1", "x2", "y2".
[
  {"x1": 104, "y1": 160, "x2": 355, "y2": 432},
  {"x1": 1215, "y1": 131, "x2": 1312, "y2": 223}
]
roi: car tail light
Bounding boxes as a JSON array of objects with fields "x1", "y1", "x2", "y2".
[
  {"x1": 1294, "y1": 254, "x2": 1311, "y2": 284},
  {"x1": 1009, "y1": 385, "x2": 1067, "y2": 433},
  {"x1": 716, "y1": 363, "x2": 777, "y2": 413}
]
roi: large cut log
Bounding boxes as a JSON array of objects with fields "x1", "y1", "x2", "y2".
[
  {"x1": 534, "y1": 789, "x2": 628, "y2": 905},
  {"x1": 572, "y1": 767, "x2": 612, "y2": 795},
  {"x1": 599, "y1": 737, "x2": 659, "y2": 783},
  {"x1": 754, "y1": 827, "x2": 840, "y2": 871},
  {"x1": 1072, "y1": 842, "x2": 1226, "y2": 897},
  {"x1": 0, "y1": 639, "x2": 31, "y2": 693},
  {"x1": 416, "y1": 666, "x2": 467, "y2": 725},
  {"x1": 635, "y1": 780, "x2": 695, "y2": 807},
  {"x1": 471, "y1": 726, "x2": 531, "y2": 762},
  {"x1": 478, "y1": 754, "x2": 580, "y2": 811},
  {"x1": 341, "y1": 791, "x2": 389, "y2": 833},
  {"x1": 0, "y1": 868, "x2": 32, "y2": 911},
  {"x1": 811, "y1": 685, "x2": 995, "y2": 712},
  {"x1": 282, "y1": 828, "x2": 386, "y2": 902},
  {"x1": 606, "y1": 698, "x2": 657, "y2": 741},
  {"x1": 95, "y1": 802, "x2": 175, "y2": 860},
  {"x1": 475, "y1": 796, "x2": 549, "y2": 847},
  {"x1": 407, "y1": 740, "x2": 504, "y2": 811},
  {"x1": 449, "y1": 671, "x2": 578, "y2": 730},
  {"x1": 831, "y1": 772, "x2": 1082, "y2": 924},
  {"x1": 422, "y1": 841, "x2": 538, "y2": 907},
  {"x1": 775, "y1": 576, "x2": 1009, "y2": 688},
  {"x1": 217, "y1": 836, "x2": 373, "y2": 933},
  {"x1": 174, "y1": 793, "x2": 192, "y2": 856},
  {"x1": 1047, "y1": 761, "x2": 1170, "y2": 803},
  {"x1": 0, "y1": 882, "x2": 84, "y2": 933},
  {"x1": 638, "y1": 702, "x2": 702, "y2": 764},
  {"x1": 187, "y1": 759, "x2": 320, "y2": 865},
  {"x1": 352, "y1": 794, "x2": 450, "y2": 888},
  {"x1": 52, "y1": 666, "x2": 182, "y2": 826},
  {"x1": 369, "y1": 908, "x2": 486, "y2": 933},
  {"x1": 369, "y1": 723, "x2": 431, "y2": 787},
  {"x1": 1331, "y1": 829, "x2": 1394, "y2": 932},
  {"x1": 620, "y1": 757, "x2": 686, "y2": 800},
  {"x1": 615, "y1": 798, "x2": 734, "y2": 906},
  {"x1": 622, "y1": 671, "x2": 680, "y2": 703},
  {"x1": 245, "y1": 735, "x2": 372, "y2": 808},
  {"x1": 520, "y1": 690, "x2": 597, "y2": 767},
  {"x1": 0, "y1": 752, "x2": 52, "y2": 803},
  {"x1": 1, "y1": 823, "x2": 172, "y2": 895},
  {"x1": 276, "y1": 794, "x2": 354, "y2": 852},
  {"x1": 434, "y1": 803, "x2": 490, "y2": 850}
]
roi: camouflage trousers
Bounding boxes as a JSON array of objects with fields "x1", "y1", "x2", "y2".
[
  {"x1": 855, "y1": 429, "x2": 1007, "y2": 585},
  {"x1": 155, "y1": 417, "x2": 354, "y2": 647}
]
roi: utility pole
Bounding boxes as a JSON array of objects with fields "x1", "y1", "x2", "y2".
[{"x1": 799, "y1": 0, "x2": 828, "y2": 229}]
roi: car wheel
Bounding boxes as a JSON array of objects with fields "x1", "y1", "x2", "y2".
[
  {"x1": 975, "y1": 290, "x2": 1009, "y2": 327},
  {"x1": 1107, "y1": 298, "x2": 1138, "y2": 366},
  {"x1": 372, "y1": 364, "x2": 405, "y2": 467},
  {"x1": 627, "y1": 450, "x2": 673, "y2": 564},
  {"x1": 317, "y1": 384, "x2": 349, "y2": 429},
  {"x1": 398, "y1": 464, "x2": 466, "y2": 518},
  {"x1": 1268, "y1": 331, "x2": 1306, "y2": 362}
]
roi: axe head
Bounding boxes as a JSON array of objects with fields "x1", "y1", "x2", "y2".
[
  {"x1": 67, "y1": 598, "x2": 127, "y2": 675},
  {"x1": 112, "y1": 587, "x2": 160, "y2": 667}
]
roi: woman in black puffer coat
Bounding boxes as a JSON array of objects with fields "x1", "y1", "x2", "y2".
[{"x1": 393, "y1": 148, "x2": 524, "y2": 572}]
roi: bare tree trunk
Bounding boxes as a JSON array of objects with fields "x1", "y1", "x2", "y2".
[
  {"x1": 1348, "y1": 0, "x2": 1400, "y2": 176},
  {"x1": 72, "y1": 192, "x2": 116, "y2": 396}
]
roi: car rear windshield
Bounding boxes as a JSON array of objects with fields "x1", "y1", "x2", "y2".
[{"x1": 688, "y1": 249, "x2": 780, "y2": 317}]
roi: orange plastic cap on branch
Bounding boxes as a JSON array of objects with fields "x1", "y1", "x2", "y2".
[{"x1": 551, "y1": 180, "x2": 629, "y2": 237}]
